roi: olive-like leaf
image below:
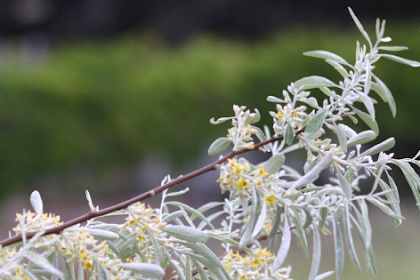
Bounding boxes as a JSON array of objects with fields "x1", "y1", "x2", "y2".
[
  {"x1": 264, "y1": 153, "x2": 286, "y2": 174},
  {"x1": 304, "y1": 110, "x2": 328, "y2": 140},
  {"x1": 380, "y1": 54, "x2": 420, "y2": 67},
  {"x1": 294, "y1": 76, "x2": 339, "y2": 90},
  {"x1": 162, "y1": 225, "x2": 208, "y2": 243},
  {"x1": 347, "y1": 130, "x2": 376, "y2": 147},
  {"x1": 208, "y1": 137, "x2": 231, "y2": 156}
]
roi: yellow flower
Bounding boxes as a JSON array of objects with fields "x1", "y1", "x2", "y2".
[
  {"x1": 291, "y1": 110, "x2": 298, "y2": 117},
  {"x1": 235, "y1": 178, "x2": 249, "y2": 188},
  {"x1": 277, "y1": 111, "x2": 285, "y2": 119},
  {"x1": 252, "y1": 258, "x2": 261, "y2": 267},
  {"x1": 266, "y1": 194, "x2": 276, "y2": 206}
]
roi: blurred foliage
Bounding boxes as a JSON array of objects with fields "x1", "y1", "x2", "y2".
[{"x1": 0, "y1": 24, "x2": 418, "y2": 194}]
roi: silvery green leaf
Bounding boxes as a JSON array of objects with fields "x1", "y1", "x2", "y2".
[
  {"x1": 25, "y1": 251, "x2": 64, "y2": 278},
  {"x1": 208, "y1": 137, "x2": 232, "y2": 156},
  {"x1": 343, "y1": 203, "x2": 361, "y2": 270},
  {"x1": 119, "y1": 237, "x2": 137, "y2": 260},
  {"x1": 23, "y1": 269, "x2": 39, "y2": 280},
  {"x1": 205, "y1": 233, "x2": 252, "y2": 254},
  {"x1": 377, "y1": 46, "x2": 408, "y2": 52},
  {"x1": 209, "y1": 116, "x2": 233, "y2": 125},
  {"x1": 380, "y1": 54, "x2": 420, "y2": 67},
  {"x1": 164, "y1": 188, "x2": 190, "y2": 197},
  {"x1": 181, "y1": 242, "x2": 231, "y2": 280},
  {"x1": 372, "y1": 74, "x2": 396, "y2": 117},
  {"x1": 359, "y1": 200, "x2": 372, "y2": 250},
  {"x1": 169, "y1": 259, "x2": 186, "y2": 280},
  {"x1": 332, "y1": 215, "x2": 344, "y2": 279},
  {"x1": 336, "y1": 170, "x2": 352, "y2": 199},
  {"x1": 197, "y1": 211, "x2": 225, "y2": 230},
  {"x1": 319, "y1": 87, "x2": 334, "y2": 97},
  {"x1": 358, "y1": 92, "x2": 375, "y2": 120},
  {"x1": 360, "y1": 137, "x2": 395, "y2": 156},
  {"x1": 366, "y1": 197, "x2": 402, "y2": 220},
  {"x1": 267, "y1": 96, "x2": 285, "y2": 103},
  {"x1": 308, "y1": 228, "x2": 321, "y2": 280},
  {"x1": 351, "y1": 106, "x2": 379, "y2": 135},
  {"x1": 252, "y1": 197, "x2": 267, "y2": 239},
  {"x1": 384, "y1": 173, "x2": 402, "y2": 226},
  {"x1": 192, "y1": 259, "x2": 209, "y2": 280},
  {"x1": 319, "y1": 208, "x2": 328, "y2": 231},
  {"x1": 303, "y1": 50, "x2": 350, "y2": 66},
  {"x1": 348, "y1": 7, "x2": 371, "y2": 47},
  {"x1": 390, "y1": 160, "x2": 420, "y2": 211},
  {"x1": 347, "y1": 130, "x2": 376, "y2": 147},
  {"x1": 314, "y1": 271, "x2": 335, "y2": 280},
  {"x1": 30, "y1": 191, "x2": 43, "y2": 214},
  {"x1": 264, "y1": 153, "x2": 285, "y2": 174},
  {"x1": 269, "y1": 205, "x2": 282, "y2": 238},
  {"x1": 253, "y1": 126, "x2": 269, "y2": 151},
  {"x1": 303, "y1": 209, "x2": 313, "y2": 229},
  {"x1": 247, "y1": 108, "x2": 261, "y2": 124},
  {"x1": 325, "y1": 59, "x2": 349, "y2": 78},
  {"x1": 294, "y1": 76, "x2": 339, "y2": 90},
  {"x1": 285, "y1": 123, "x2": 294, "y2": 145},
  {"x1": 85, "y1": 190, "x2": 97, "y2": 211},
  {"x1": 291, "y1": 207, "x2": 309, "y2": 258},
  {"x1": 239, "y1": 204, "x2": 256, "y2": 248},
  {"x1": 166, "y1": 202, "x2": 215, "y2": 230},
  {"x1": 291, "y1": 153, "x2": 333, "y2": 189},
  {"x1": 364, "y1": 63, "x2": 372, "y2": 95},
  {"x1": 163, "y1": 210, "x2": 184, "y2": 223},
  {"x1": 185, "y1": 257, "x2": 192, "y2": 280},
  {"x1": 78, "y1": 262, "x2": 85, "y2": 280},
  {"x1": 83, "y1": 229, "x2": 119, "y2": 240},
  {"x1": 335, "y1": 123, "x2": 347, "y2": 153},
  {"x1": 58, "y1": 251, "x2": 75, "y2": 280},
  {"x1": 271, "y1": 213, "x2": 291, "y2": 273},
  {"x1": 162, "y1": 225, "x2": 208, "y2": 243},
  {"x1": 366, "y1": 246, "x2": 377, "y2": 277},
  {"x1": 304, "y1": 110, "x2": 328, "y2": 140},
  {"x1": 98, "y1": 266, "x2": 108, "y2": 280},
  {"x1": 147, "y1": 229, "x2": 163, "y2": 265}
]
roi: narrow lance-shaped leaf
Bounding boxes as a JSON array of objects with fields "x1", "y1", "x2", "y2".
[
  {"x1": 294, "y1": 76, "x2": 339, "y2": 90},
  {"x1": 335, "y1": 123, "x2": 347, "y2": 153},
  {"x1": 252, "y1": 197, "x2": 267, "y2": 239},
  {"x1": 303, "y1": 50, "x2": 350, "y2": 66},
  {"x1": 291, "y1": 153, "x2": 333, "y2": 190},
  {"x1": 285, "y1": 123, "x2": 294, "y2": 145},
  {"x1": 332, "y1": 215, "x2": 344, "y2": 279},
  {"x1": 239, "y1": 206, "x2": 256, "y2": 248},
  {"x1": 380, "y1": 54, "x2": 420, "y2": 67},
  {"x1": 325, "y1": 59, "x2": 349, "y2": 78},
  {"x1": 118, "y1": 263, "x2": 165, "y2": 279},
  {"x1": 347, "y1": 130, "x2": 376, "y2": 147},
  {"x1": 348, "y1": 7, "x2": 372, "y2": 48},
  {"x1": 210, "y1": 116, "x2": 233, "y2": 125},
  {"x1": 359, "y1": 137, "x2": 395, "y2": 157},
  {"x1": 308, "y1": 227, "x2": 321, "y2": 280},
  {"x1": 271, "y1": 212, "x2": 291, "y2": 273},
  {"x1": 343, "y1": 202, "x2": 361, "y2": 270},
  {"x1": 371, "y1": 74, "x2": 396, "y2": 117},
  {"x1": 264, "y1": 153, "x2": 285, "y2": 174},
  {"x1": 377, "y1": 46, "x2": 408, "y2": 52},
  {"x1": 336, "y1": 170, "x2": 352, "y2": 199},
  {"x1": 208, "y1": 137, "x2": 231, "y2": 156},
  {"x1": 304, "y1": 109, "x2": 328, "y2": 140},
  {"x1": 350, "y1": 106, "x2": 379, "y2": 135},
  {"x1": 162, "y1": 225, "x2": 209, "y2": 243}
]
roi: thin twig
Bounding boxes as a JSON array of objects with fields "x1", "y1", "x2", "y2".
[{"x1": 0, "y1": 136, "x2": 283, "y2": 247}]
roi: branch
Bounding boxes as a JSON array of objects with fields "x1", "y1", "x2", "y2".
[{"x1": 0, "y1": 136, "x2": 283, "y2": 247}]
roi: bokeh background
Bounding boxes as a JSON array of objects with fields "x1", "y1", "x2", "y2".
[{"x1": 0, "y1": 1, "x2": 419, "y2": 279}]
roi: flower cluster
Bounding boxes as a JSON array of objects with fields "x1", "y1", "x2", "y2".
[
  {"x1": 0, "y1": 246, "x2": 29, "y2": 280},
  {"x1": 120, "y1": 202, "x2": 165, "y2": 248},
  {"x1": 217, "y1": 158, "x2": 273, "y2": 199},
  {"x1": 220, "y1": 248, "x2": 292, "y2": 280},
  {"x1": 58, "y1": 228, "x2": 130, "y2": 279}
]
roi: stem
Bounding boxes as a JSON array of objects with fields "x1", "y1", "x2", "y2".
[{"x1": 0, "y1": 136, "x2": 283, "y2": 248}]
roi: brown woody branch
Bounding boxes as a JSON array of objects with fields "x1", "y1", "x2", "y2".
[{"x1": 0, "y1": 135, "x2": 284, "y2": 247}]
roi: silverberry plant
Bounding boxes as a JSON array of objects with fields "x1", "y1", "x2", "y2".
[{"x1": 1, "y1": 7, "x2": 419, "y2": 280}]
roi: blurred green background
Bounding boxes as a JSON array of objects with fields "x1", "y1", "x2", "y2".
[{"x1": 0, "y1": 2, "x2": 420, "y2": 279}]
